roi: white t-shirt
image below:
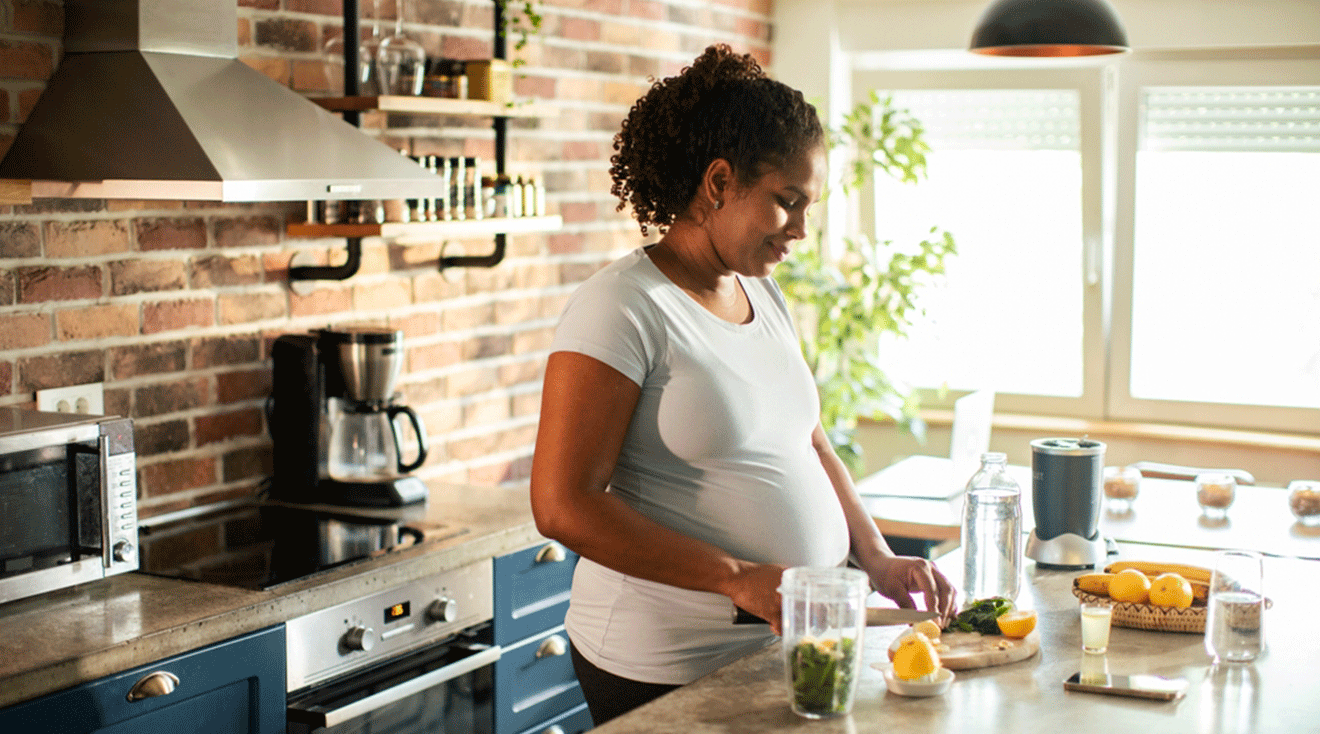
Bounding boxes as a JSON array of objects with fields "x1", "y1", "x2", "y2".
[{"x1": 548, "y1": 247, "x2": 850, "y2": 684}]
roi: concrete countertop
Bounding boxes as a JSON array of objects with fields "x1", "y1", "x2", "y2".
[
  {"x1": 594, "y1": 545, "x2": 1316, "y2": 734},
  {"x1": 0, "y1": 482, "x2": 545, "y2": 709}
]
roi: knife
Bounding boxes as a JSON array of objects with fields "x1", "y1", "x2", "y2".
[{"x1": 734, "y1": 607, "x2": 939, "y2": 626}]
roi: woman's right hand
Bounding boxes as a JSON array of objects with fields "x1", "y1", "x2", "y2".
[{"x1": 724, "y1": 562, "x2": 789, "y2": 635}]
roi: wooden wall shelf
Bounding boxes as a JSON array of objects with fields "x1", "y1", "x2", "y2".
[
  {"x1": 312, "y1": 95, "x2": 556, "y2": 118},
  {"x1": 287, "y1": 215, "x2": 562, "y2": 241}
]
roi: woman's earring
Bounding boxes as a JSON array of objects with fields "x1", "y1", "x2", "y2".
[{"x1": 713, "y1": 200, "x2": 722, "y2": 210}]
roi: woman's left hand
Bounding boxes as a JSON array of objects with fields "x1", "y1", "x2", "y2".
[{"x1": 863, "y1": 555, "x2": 958, "y2": 628}]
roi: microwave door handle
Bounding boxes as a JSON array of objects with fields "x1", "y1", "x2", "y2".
[
  {"x1": 289, "y1": 644, "x2": 502, "y2": 728},
  {"x1": 98, "y1": 435, "x2": 112, "y2": 567}
]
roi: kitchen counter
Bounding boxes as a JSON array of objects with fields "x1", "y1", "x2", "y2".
[
  {"x1": 593, "y1": 545, "x2": 1315, "y2": 734},
  {"x1": 0, "y1": 482, "x2": 545, "y2": 709}
]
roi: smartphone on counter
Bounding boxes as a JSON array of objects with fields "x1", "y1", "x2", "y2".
[{"x1": 1063, "y1": 672, "x2": 1189, "y2": 701}]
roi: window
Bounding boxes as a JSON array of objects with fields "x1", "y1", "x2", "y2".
[
  {"x1": 851, "y1": 66, "x2": 1109, "y2": 419},
  {"x1": 853, "y1": 52, "x2": 1320, "y2": 436}
]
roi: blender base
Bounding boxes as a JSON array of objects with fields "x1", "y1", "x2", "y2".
[{"x1": 1025, "y1": 529, "x2": 1110, "y2": 569}]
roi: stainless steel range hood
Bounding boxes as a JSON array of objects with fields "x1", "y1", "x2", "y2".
[{"x1": 0, "y1": 0, "x2": 444, "y2": 202}]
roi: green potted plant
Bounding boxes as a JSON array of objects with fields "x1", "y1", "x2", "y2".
[{"x1": 775, "y1": 91, "x2": 957, "y2": 476}]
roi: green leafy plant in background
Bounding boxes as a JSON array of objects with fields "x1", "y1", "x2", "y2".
[
  {"x1": 494, "y1": 0, "x2": 543, "y2": 67},
  {"x1": 775, "y1": 91, "x2": 957, "y2": 476}
]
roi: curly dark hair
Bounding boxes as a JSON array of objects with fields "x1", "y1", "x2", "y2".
[{"x1": 609, "y1": 44, "x2": 825, "y2": 236}]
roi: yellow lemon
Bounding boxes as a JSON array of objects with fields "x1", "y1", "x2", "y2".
[
  {"x1": 1148, "y1": 572, "x2": 1194, "y2": 609},
  {"x1": 892, "y1": 632, "x2": 941, "y2": 681},
  {"x1": 996, "y1": 609, "x2": 1037, "y2": 638},
  {"x1": 1109, "y1": 567, "x2": 1152, "y2": 603},
  {"x1": 912, "y1": 620, "x2": 943, "y2": 642}
]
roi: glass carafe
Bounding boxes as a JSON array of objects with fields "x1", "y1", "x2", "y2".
[
  {"x1": 376, "y1": 0, "x2": 426, "y2": 96},
  {"x1": 960, "y1": 452, "x2": 1023, "y2": 605},
  {"x1": 326, "y1": 399, "x2": 428, "y2": 481}
]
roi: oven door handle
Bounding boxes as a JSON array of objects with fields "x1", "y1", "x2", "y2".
[{"x1": 289, "y1": 644, "x2": 502, "y2": 728}]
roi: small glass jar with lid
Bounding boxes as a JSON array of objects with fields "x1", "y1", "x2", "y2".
[
  {"x1": 1195, "y1": 472, "x2": 1237, "y2": 520},
  {"x1": 1102, "y1": 465, "x2": 1141, "y2": 512},
  {"x1": 1288, "y1": 480, "x2": 1320, "y2": 526}
]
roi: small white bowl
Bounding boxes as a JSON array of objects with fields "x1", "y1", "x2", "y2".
[{"x1": 883, "y1": 666, "x2": 955, "y2": 697}]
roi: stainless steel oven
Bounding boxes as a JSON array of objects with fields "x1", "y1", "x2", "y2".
[
  {"x1": 284, "y1": 558, "x2": 499, "y2": 734},
  {"x1": 0, "y1": 408, "x2": 137, "y2": 605}
]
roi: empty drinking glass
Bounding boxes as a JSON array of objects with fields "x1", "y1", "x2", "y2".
[
  {"x1": 321, "y1": 0, "x2": 383, "y2": 96},
  {"x1": 376, "y1": 0, "x2": 426, "y2": 96}
]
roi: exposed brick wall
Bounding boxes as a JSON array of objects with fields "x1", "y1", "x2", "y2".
[{"x1": 0, "y1": 0, "x2": 771, "y2": 563}]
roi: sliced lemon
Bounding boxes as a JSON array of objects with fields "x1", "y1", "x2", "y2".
[
  {"x1": 892, "y1": 632, "x2": 941, "y2": 681},
  {"x1": 912, "y1": 620, "x2": 943, "y2": 642},
  {"x1": 995, "y1": 609, "x2": 1037, "y2": 638}
]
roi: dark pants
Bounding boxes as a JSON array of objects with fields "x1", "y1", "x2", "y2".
[{"x1": 569, "y1": 642, "x2": 681, "y2": 727}]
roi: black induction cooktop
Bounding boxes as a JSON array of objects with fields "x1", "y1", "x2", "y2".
[{"x1": 139, "y1": 501, "x2": 466, "y2": 591}]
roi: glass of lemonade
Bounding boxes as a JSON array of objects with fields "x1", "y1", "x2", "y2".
[
  {"x1": 1080, "y1": 602, "x2": 1113, "y2": 653},
  {"x1": 1205, "y1": 550, "x2": 1265, "y2": 662}
]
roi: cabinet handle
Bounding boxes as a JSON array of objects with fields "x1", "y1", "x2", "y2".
[
  {"x1": 535, "y1": 542, "x2": 566, "y2": 563},
  {"x1": 536, "y1": 634, "x2": 568, "y2": 659},
  {"x1": 543, "y1": 726, "x2": 566, "y2": 734},
  {"x1": 126, "y1": 671, "x2": 179, "y2": 702}
]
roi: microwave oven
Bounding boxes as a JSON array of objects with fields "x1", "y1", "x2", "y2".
[{"x1": 0, "y1": 408, "x2": 138, "y2": 606}]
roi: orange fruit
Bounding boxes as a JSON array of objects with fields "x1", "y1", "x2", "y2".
[
  {"x1": 1108, "y1": 568, "x2": 1152, "y2": 603},
  {"x1": 996, "y1": 609, "x2": 1037, "y2": 638},
  {"x1": 912, "y1": 620, "x2": 943, "y2": 642},
  {"x1": 892, "y1": 632, "x2": 941, "y2": 681},
  {"x1": 1148, "y1": 572, "x2": 1194, "y2": 609}
]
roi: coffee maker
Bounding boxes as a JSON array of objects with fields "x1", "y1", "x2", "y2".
[
  {"x1": 270, "y1": 326, "x2": 429, "y2": 507},
  {"x1": 1024, "y1": 437, "x2": 1111, "y2": 569}
]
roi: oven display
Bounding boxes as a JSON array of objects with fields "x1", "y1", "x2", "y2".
[{"x1": 385, "y1": 601, "x2": 410, "y2": 624}]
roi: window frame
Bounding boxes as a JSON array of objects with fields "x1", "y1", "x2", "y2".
[
  {"x1": 850, "y1": 65, "x2": 1113, "y2": 421},
  {"x1": 1107, "y1": 48, "x2": 1320, "y2": 435}
]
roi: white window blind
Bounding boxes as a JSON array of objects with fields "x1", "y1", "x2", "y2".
[
  {"x1": 1141, "y1": 86, "x2": 1320, "y2": 153},
  {"x1": 891, "y1": 90, "x2": 1080, "y2": 151}
]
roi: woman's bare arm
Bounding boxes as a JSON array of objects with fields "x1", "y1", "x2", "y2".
[{"x1": 810, "y1": 424, "x2": 958, "y2": 626}]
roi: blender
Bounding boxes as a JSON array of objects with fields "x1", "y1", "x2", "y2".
[
  {"x1": 1024, "y1": 437, "x2": 1111, "y2": 569},
  {"x1": 270, "y1": 326, "x2": 429, "y2": 507}
]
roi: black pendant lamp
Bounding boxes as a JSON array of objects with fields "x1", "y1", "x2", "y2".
[{"x1": 970, "y1": 0, "x2": 1129, "y2": 57}]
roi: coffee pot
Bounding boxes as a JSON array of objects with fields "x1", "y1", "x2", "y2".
[
  {"x1": 270, "y1": 326, "x2": 428, "y2": 507},
  {"x1": 1024, "y1": 438, "x2": 1111, "y2": 568}
]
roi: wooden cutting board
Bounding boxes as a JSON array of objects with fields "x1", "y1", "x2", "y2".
[{"x1": 935, "y1": 630, "x2": 1040, "y2": 670}]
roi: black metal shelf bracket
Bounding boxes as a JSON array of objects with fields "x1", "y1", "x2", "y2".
[{"x1": 289, "y1": 0, "x2": 516, "y2": 282}]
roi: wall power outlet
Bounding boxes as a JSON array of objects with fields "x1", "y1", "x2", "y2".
[{"x1": 36, "y1": 383, "x2": 106, "y2": 415}]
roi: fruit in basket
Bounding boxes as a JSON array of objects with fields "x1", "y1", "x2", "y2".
[
  {"x1": 1104, "y1": 560, "x2": 1212, "y2": 584},
  {"x1": 1148, "y1": 573, "x2": 1194, "y2": 609},
  {"x1": 996, "y1": 609, "x2": 1037, "y2": 638},
  {"x1": 892, "y1": 632, "x2": 941, "y2": 681},
  {"x1": 1075, "y1": 573, "x2": 1113, "y2": 596},
  {"x1": 1109, "y1": 568, "x2": 1152, "y2": 603}
]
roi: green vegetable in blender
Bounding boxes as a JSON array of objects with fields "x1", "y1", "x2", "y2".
[
  {"x1": 945, "y1": 597, "x2": 1015, "y2": 634},
  {"x1": 788, "y1": 636, "x2": 858, "y2": 715}
]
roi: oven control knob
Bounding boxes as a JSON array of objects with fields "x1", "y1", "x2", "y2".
[
  {"x1": 427, "y1": 598, "x2": 458, "y2": 623},
  {"x1": 344, "y1": 626, "x2": 376, "y2": 652},
  {"x1": 113, "y1": 540, "x2": 135, "y2": 563}
]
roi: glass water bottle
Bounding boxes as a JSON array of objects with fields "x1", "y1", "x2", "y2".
[{"x1": 960, "y1": 452, "x2": 1022, "y2": 606}]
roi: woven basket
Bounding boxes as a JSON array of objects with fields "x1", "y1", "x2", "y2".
[{"x1": 1071, "y1": 581, "x2": 1207, "y2": 634}]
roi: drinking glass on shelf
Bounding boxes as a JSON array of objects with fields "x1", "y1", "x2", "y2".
[
  {"x1": 1205, "y1": 550, "x2": 1265, "y2": 663},
  {"x1": 376, "y1": 0, "x2": 426, "y2": 96},
  {"x1": 321, "y1": 0, "x2": 383, "y2": 96}
]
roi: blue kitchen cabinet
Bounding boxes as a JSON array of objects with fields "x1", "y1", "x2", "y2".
[
  {"x1": 0, "y1": 624, "x2": 285, "y2": 734},
  {"x1": 493, "y1": 541, "x2": 591, "y2": 734}
]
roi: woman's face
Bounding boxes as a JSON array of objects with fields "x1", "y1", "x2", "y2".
[{"x1": 711, "y1": 144, "x2": 827, "y2": 278}]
